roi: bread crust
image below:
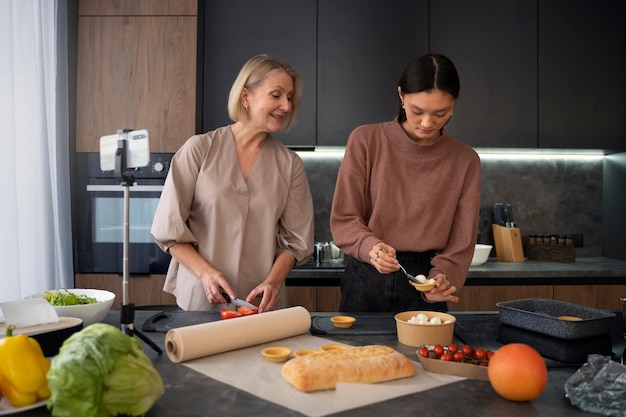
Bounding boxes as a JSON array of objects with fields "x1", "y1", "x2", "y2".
[{"x1": 280, "y1": 345, "x2": 415, "y2": 392}]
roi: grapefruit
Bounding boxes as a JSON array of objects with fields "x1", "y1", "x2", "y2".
[{"x1": 487, "y1": 343, "x2": 548, "y2": 401}]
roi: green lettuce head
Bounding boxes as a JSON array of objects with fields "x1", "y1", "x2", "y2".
[{"x1": 47, "y1": 323, "x2": 164, "y2": 417}]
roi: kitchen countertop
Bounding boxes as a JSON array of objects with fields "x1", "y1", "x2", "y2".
[
  {"x1": 17, "y1": 309, "x2": 625, "y2": 417},
  {"x1": 287, "y1": 257, "x2": 626, "y2": 286}
]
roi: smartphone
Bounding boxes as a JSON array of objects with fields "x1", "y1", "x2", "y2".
[{"x1": 99, "y1": 129, "x2": 150, "y2": 171}]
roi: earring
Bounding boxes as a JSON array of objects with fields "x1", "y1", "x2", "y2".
[{"x1": 401, "y1": 102, "x2": 405, "y2": 109}]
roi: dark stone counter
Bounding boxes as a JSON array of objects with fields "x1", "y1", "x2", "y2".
[
  {"x1": 20, "y1": 310, "x2": 625, "y2": 417},
  {"x1": 287, "y1": 257, "x2": 626, "y2": 286}
]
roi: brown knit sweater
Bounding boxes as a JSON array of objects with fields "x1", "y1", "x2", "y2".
[{"x1": 330, "y1": 120, "x2": 481, "y2": 289}]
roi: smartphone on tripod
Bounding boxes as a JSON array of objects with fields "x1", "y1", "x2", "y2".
[{"x1": 99, "y1": 129, "x2": 150, "y2": 172}]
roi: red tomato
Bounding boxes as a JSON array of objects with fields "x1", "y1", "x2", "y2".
[
  {"x1": 486, "y1": 350, "x2": 495, "y2": 360},
  {"x1": 447, "y1": 343, "x2": 459, "y2": 354},
  {"x1": 461, "y1": 344, "x2": 473, "y2": 356},
  {"x1": 440, "y1": 353, "x2": 453, "y2": 361},
  {"x1": 433, "y1": 344, "x2": 445, "y2": 357},
  {"x1": 220, "y1": 309, "x2": 242, "y2": 320},
  {"x1": 453, "y1": 352, "x2": 465, "y2": 362},
  {"x1": 236, "y1": 306, "x2": 258, "y2": 316},
  {"x1": 418, "y1": 347, "x2": 430, "y2": 358},
  {"x1": 473, "y1": 347, "x2": 486, "y2": 361}
]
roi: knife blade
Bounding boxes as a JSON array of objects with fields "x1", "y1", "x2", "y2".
[{"x1": 219, "y1": 288, "x2": 258, "y2": 310}]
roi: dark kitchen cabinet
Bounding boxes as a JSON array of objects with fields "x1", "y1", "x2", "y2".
[
  {"x1": 429, "y1": 0, "x2": 538, "y2": 148},
  {"x1": 316, "y1": 0, "x2": 428, "y2": 146},
  {"x1": 202, "y1": 0, "x2": 317, "y2": 148},
  {"x1": 538, "y1": 0, "x2": 626, "y2": 150}
]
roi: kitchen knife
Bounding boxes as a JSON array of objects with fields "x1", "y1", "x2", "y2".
[
  {"x1": 219, "y1": 288, "x2": 258, "y2": 309},
  {"x1": 505, "y1": 204, "x2": 517, "y2": 228},
  {"x1": 493, "y1": 203, "x2": 506, "y2": 226}
]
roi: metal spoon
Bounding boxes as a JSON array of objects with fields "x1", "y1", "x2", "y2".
[
  {"x1": 397, "y1": 262, "x2": 421, "y2": 284},
  {"x1": 379, "y1": 248, "x2": 422, "y2": 284}
]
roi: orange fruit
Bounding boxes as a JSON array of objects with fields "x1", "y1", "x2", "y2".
[{"x1": 487, "y1": 343, "x2": 548, "y2": 401}]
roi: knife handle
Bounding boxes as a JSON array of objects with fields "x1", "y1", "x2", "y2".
[
  {"x1": 219, "y1": 287, "x2": 232, "y2": 303},
  {"x1": 493, "y1": 203, "x2": 506, "y2": 226},
  {"x1": 505, "y1": 204, "x2": 516, "y2": 228}
]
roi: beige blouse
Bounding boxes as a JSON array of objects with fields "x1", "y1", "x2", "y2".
[{"x1": 151, "y1": 126, "x2": 314, "y2": 310}]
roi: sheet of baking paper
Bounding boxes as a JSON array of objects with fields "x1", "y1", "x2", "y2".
[
  {"x1": 181, "y1": 334, "x2": 465, "y2": 417},
  {"x1": 165, "y1": 306, "x2": 311, "y2": 362},
  {"x1": 0, "y1": 298, "x2": 59, "y2": 328}
]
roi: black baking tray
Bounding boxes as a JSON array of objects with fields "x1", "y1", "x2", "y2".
[
  {"x1": 497, "y1": 298, "x2": 615, "y2": 340},
  {"x1": 497, "y1": 323, "x2": 613, "y2": 363}
]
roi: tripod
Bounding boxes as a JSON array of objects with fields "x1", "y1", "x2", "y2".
[{"x1": 113, "y1": 135, "x2": 162, "y2": 354}]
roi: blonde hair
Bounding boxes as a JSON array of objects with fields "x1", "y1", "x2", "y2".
[{"x1": 227, "y1": 54, "x2": 302, "y2": 131}]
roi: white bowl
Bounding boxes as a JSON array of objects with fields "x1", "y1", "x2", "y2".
[
  {"x1": 471, "y1": 244, "x2": 493, "y2": 265},
  {"x1": 28, "y1": 289, "x2": 116, "y2": 327}
]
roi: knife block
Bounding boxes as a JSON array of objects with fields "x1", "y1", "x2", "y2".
[{"x1": 492, "y1": 225, "x2": 525, "y2": 262}]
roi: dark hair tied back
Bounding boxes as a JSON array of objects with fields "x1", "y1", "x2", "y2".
[{"x1": 397, "y1": 54, "x2": 460, "y2": 122}]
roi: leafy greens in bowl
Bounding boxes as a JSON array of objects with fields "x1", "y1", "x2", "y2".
[{"x1": 28, "y1": 288, "x2": 115, "y2": 326}]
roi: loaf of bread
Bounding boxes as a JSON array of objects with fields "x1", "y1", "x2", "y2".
[{"x1": 280, "y1": 345, "x2": 415, "y2": 392}]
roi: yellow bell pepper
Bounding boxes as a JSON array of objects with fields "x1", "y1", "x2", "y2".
[{"x1": 0, "y1": 325, "x2": 50, "y2": 407}]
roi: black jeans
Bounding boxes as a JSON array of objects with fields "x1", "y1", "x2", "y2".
[{"x1": 339, "y1": 251, "x2": 447, "y2": 314}]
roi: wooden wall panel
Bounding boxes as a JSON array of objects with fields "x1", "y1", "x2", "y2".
[
  {"x1": 553, "y1": 285, "x2": 626, "y2": 311},
  {"x1": 449, "y1": 285, "x2": 553, "y2": 312},
  {"x1": 317, "y1": 287, "x2": 341, "y2": 312},
  {"x1": 286, "y1": 286, "x2": 316, "y2": 312},
  {"x1": 79, "y1": 0, "x2": 197, "y2": 16},
  {"x1": 76, "y1": 15, "x2": 196, "y2": 152},
  {"x1": 75, "y1": 273, "x2": 175, "y2": 309}
]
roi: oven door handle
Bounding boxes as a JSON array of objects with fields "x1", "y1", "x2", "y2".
[{"x1": 86, "y1": 185, "x2": 164, "y2": 192}]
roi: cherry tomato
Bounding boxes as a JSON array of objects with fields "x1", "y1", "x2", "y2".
[
  {"x1": 479, "y1": 361, "x2": 489, "y2": 367},
  {"x1": 453, "y1": 352, "x2": 465, "y2": 362},
  {"x1": 418, "y1": 347, "x2": 430, "y2": 358},
  {"x1": 433, "y1": 344, "x2": 445, "y2": 357},
  {"x1": 461, "y1": 344, "x2": 473, "y2": 356},
  {"x1": 440, "y1": 353, "x2": 453, "y2": 361},
  {"x1": 473, "y1": 347, "x2": 486, "y2": 361},
  {"x1": 486, "y1": 350, "x2": 495, "y2": 360},
  {"x1": 236, "y1": 306, "x2": 258, "y2": 316},
  {"x1": 220, "y1": 309, "x2": 242, "y2": 320},
  {"x1": 447, "y1": 343, "x2": 458, "y2": 354}
]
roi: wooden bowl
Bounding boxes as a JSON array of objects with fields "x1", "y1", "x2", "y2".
[
  {"x1": 261, "y1": 347, "x2": 292, "y2": 363},
  {"x1": 330, "y1": 315, "x2": 356, "y2": 329}
]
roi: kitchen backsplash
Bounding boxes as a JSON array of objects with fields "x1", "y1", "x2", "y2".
[{"x1": 300, "y1": 152, "x2": 606, "y2": 258}]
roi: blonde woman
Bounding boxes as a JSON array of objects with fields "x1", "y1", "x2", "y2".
[{"x1": 152, "y1": 55, "x2": 314, "y2": 312}]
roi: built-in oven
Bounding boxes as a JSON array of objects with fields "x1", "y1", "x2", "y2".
[{"x1": 73, "y1": 153, "x2": 173, "y2": 274}]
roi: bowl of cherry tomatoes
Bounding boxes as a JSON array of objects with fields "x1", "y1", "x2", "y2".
[{"x1": 416, "y1": 343, "x2": 494, "y2": 380}]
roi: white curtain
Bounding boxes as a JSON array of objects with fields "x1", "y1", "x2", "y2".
[{"x1": 0, "y1": 0, "x2": 73, "y2": 303}]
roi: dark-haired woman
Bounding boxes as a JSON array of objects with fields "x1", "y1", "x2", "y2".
[{"x1": 330, "y1": 53, "x2": 481, "y2": 313}]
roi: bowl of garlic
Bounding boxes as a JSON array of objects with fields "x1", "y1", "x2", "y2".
[{"x1": 394, "y1": 311, "x2": 456, "y2": 347}]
